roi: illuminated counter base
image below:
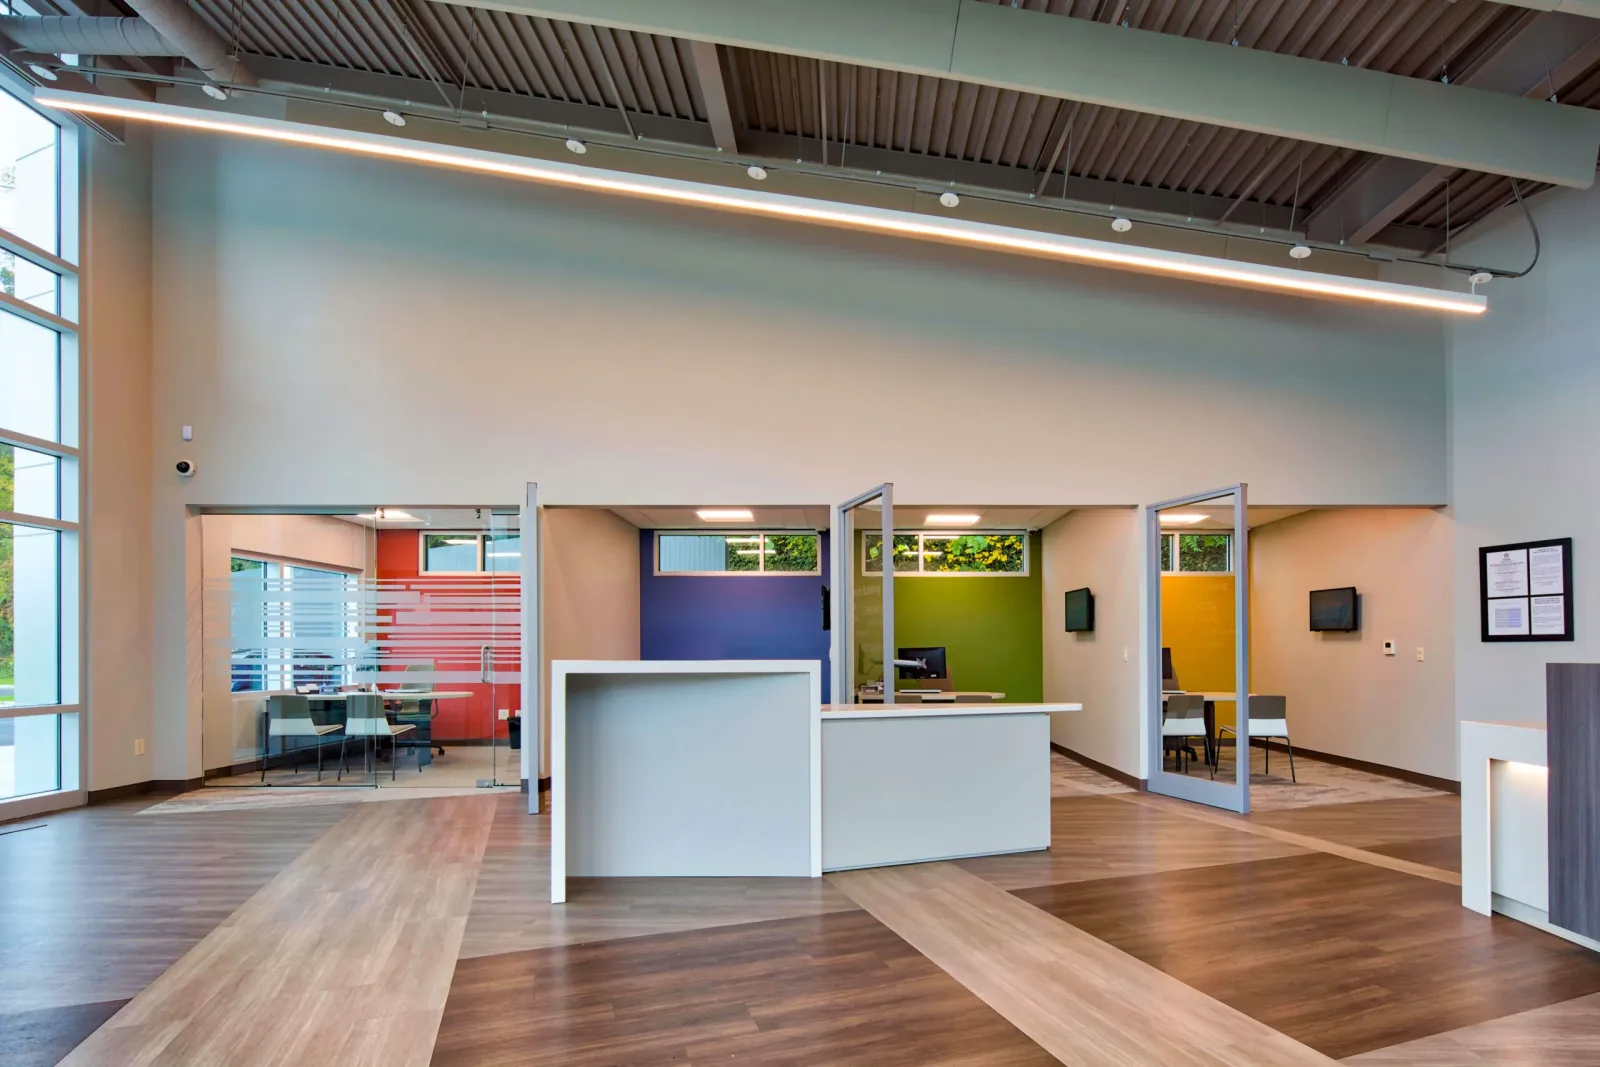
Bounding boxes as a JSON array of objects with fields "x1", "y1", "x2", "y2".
[{"x1": 1460, "y1": 720, "x2": 1598, "y2": 952}]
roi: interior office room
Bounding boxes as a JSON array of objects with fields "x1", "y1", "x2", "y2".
[
  {"x1": 7, "y1": 1, "x2": 1600, "y2": 1063},
  {"x1": 198, "y1": 507, "x2": 526, "y2": 791}
]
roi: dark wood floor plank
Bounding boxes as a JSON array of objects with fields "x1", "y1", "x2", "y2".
[
  {"x1": 1016, "y1": 852, "x2": 1600, "y2": 1060},
  {"x1": 432, "y1": 910, "x2": 1059, "y2": 1067},
  {"x1": 0, "y1": 798, "x2": 350, "y2": 1013},
  {"x1": 0, "y1": 1000, "x2": 128, "y2": 1067},
  {"x1": 1365, "y1": 835, "x2": 1462, "y2": 873},
  {"x1": 1242, "y1": 796, "x2": 1461, "y2": 848}
]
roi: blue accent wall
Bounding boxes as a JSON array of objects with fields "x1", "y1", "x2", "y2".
[{"x1": 639, "y1": 531, "x2": 831, "y2": 699}]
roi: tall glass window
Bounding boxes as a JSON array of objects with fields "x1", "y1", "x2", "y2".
[{"x1": 1, "y1": 79, "x2": 78, "y2": 805}]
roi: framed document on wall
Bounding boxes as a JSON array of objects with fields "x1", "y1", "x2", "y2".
[{"x1": 1480, "y1": 537, "x2": 1573, "y2": 642}]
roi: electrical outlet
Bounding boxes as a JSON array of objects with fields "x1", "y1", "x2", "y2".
[
  {"x1": 498, "y1": 708, "x2": 510, "y2": 721},
  {"x1": 1382, "y1": 641, "x2": 1396, "y2": 656},
  {"x1": 1123, "y1": 647, "x2": 1129, "y2": 662},
  {"x1": 1416, "y1": 647, "x2": 1425, "y2": 662},
  {"x1": 134, "y1": 738, "x2": 146, "y2": 756}
]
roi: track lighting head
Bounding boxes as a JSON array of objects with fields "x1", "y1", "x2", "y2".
[
  {"x1": 939, "y1": 190, "x2": 960, "y2": 208},
  {"x1": 382, "y1": 110, "x2": 406, "y2": 127},
  {"x1": 1289, "y1": 244, "x2": 1312, "y2": 260},
  {"x1": 564, "y1": 138, "x2": 587, "y2": 155},
  {"x1": 746, "y1": 164, "x2": 768, "y2": 180},
  {"x1": 1111, "y1": 216, "x2": 1133, "y2": 233}
]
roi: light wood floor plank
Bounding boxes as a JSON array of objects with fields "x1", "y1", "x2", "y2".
[
  {"x1": 1114, "y1": 792, "x2": 1463, "y2": 887},
  {"x1": 828, "y1": 861, "x2": 1338, "y2": 1066},
  {"x1": 1344, "y1": 991, "x2": 1600, "y2": 1065},
  {"x1": 59, "y1": 796, "x2": 496, "y2": 1067}
]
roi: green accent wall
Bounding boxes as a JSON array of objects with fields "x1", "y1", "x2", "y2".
[{"x1": 853, "y1": 531, "x2": 1043, "y2": 701}]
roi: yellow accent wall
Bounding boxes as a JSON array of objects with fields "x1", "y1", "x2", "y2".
[{"x1": 1161, "y1": 574, "x2": 1238, "y2": 728}]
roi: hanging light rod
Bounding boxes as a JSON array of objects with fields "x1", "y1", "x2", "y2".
[{"x1": 34, "y1": 90, "x2": 1486, "y2": 316}]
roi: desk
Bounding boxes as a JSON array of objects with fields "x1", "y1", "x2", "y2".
[
  {"x1": 856, "y1": 689, "x2": 1007, "y2": 704},
  {"x1": 821, "y1": 701, "x2": 1080, "y2": 871},
  {"x1": 552, "y1": 661, "x2": 821, "y2": 903},
  {"x1": 1459, "y1": 720, "x2": 1597, "y2": 952}
]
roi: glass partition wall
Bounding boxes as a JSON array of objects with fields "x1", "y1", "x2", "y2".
[
  {"x1": 204, "y1": 507, "x2": 522, "y2": 789},
  {"x1": 1146, "y1": 486, "x2": 1250, "y2": 812}
]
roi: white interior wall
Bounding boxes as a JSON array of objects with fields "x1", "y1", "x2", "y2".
[
  {"x1": 539, "y1": 508, "x2": 642, "y2": 781},
  {"x1": 83, "y1": 125, "x2": 155, "y2": 792},
  {"x1": 137, "y1": 128, "x2": 1453, "y2": 780},
  {"x1": 1250, "y1": 508, "x2": 1456, "y2": 780},
  {"x1": 1449, "y1": 183, "x2": 1600, "y2": 728},
  {"x1": 1041, "y1": 509, "x2": 1145, "y2": 780},
  {"x1": 198, "y1": 514, "x2": 371, "y2": 773}
]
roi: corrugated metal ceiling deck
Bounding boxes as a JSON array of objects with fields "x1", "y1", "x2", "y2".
[{"x1": 173, "y1": 0, "x2": 1595, "y2": 247}]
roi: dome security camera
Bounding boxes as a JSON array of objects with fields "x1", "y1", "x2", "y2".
[{"x1": 176, "y1": 460, "x2": 197, "y2": 477}]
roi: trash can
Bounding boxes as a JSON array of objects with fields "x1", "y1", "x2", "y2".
[{"x1": 507, "y1": 715, "x2": 521, "y2": 751}]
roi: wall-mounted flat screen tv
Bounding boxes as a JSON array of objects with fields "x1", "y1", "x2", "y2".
[
  {"x1": 1309, "y1": 586, "x2": 1358, "y2": 632},
  {"x1": 1065, "y1": 587, "x2": 1094, "y2": 632}
]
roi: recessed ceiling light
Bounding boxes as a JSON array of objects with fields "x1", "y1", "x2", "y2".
[
  {"x1": 747, "y1": 164, "x2": 768, "y2": 180},
  {"x1": 1111, "y1": 217, "x2": 1133, "y2": 233},
  {"x1": 696, "y1": 508, "x2": 754, "y2": 522},
  {"x1": 565, "y1": 138, "x2": 587, "y2": 155},
  {"x1": 202, "y1": 84, "x2": 230, "y2": 101},
  {"x1": 939, "y1": 190, "x2": 960, "y2": 208},
  {"x1": 28, "y1": 63, "x2": 58, "y2": 82},
  {"x1": 382, "y1": 109, "x2": 406, "y2": 127},
  {"x1": 1289, "y1": 244, "x2": 1312, "y2": 260},
  {"x1": 925, "y1": 513, "x2": 980, "y2": 525},
  {"x1": 1160, "y1": 512, "x2": 1209, "y2": 525},
  {"x1": 357, "y1": 508, "x2": 417, "y2": 523}
]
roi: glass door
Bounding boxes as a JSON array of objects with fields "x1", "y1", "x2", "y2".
[
  {"x1": 832, "y1": 485, "x2": 894, "y2": 705},
  {"x1": 1145, "y1": 484, "x2": 1250, "y2": 812},
  {"x1": 485, "y1": 507, "x2": 522, "y2": 788}
]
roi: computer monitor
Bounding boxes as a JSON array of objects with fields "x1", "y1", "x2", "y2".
[
  {"x1": 897, "y1": 646, "x2": 947, "y2": 680},
  {"x1": 1161, "y1": 647, "x2": 1178, "y2": 689}
]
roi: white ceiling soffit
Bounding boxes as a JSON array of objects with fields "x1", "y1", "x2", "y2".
[
  {"x1": 34, "y1": 90, "x2": 1487, "y2": 314},
  {"x1": 436, "y1": 0, "x2": 1600, "y2": 189}
]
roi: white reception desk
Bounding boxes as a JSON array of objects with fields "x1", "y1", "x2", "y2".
[
  {"x1": 550, "y1": 660, "x2": 1080, "y2": 903},
  {"x1": 1461, "y1": 719, "x2": 1598, "y2": 952}
]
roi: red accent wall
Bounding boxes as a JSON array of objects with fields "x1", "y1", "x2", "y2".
[{"x1": 376, "y1": 530, "x2": 520, "y2": 741}]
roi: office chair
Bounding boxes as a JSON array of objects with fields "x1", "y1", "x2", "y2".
[
  {"x1": 395, "y1": 661, "x2": 443, "y2": 761},
  {"x1": 340, "y1": 693, "x2": 418, "y2": 781},
  {"x1": 263, "y1": 695, "x2": 343, "y2": 782},
  {"x1": 1161, "y1": 693, "x2": 1211, "y2": 777},
  {"x1": 1217, "y1": 695, "x2": 1295, "y2": 782}
]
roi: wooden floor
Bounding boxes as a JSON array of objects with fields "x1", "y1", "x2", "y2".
[{"x1": 8, "y1": 766, "x2": 1600, "y2": 1066}]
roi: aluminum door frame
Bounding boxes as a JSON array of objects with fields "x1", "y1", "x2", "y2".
[
  {"x1": 523, "y1": 482, "x2": 541, "y2": 814},
  {"x1": 831, "y1": 483, "x2": 894, "y2": 706},
  {"x1": 1144, "y1": 483, "x2": 1250, "y2": 813}
]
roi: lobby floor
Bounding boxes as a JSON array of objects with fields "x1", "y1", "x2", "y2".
[{"x1": 5, "y1": 760, "x2": 1600, "y2": 1066}]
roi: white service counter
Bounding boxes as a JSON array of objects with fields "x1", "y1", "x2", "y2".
[
  {"x1": 550, "y1": 660, "x2": 1080, "y2": 902},
  {"x1": 1461, "y1": 719, "x2": 1598, "y2": 952},
  {"x1": 821, "y1": 702, "x2": 1079, "y2": 871}
]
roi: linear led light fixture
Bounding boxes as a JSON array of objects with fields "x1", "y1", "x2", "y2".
[
  {"x1": 1159, "y1": 513, "x2": 1210, "y2": 525},
  {"x1": 925, "y1": 513, "x2": 981, "y2": 525},
  {"x1": 696, "y1": 508, "x2": 754, "y2": 522},
  {"x1": 32, "y1": 90, "x2": 1487, "y2": 316}
]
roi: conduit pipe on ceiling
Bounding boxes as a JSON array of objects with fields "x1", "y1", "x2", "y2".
[
  {"x1": 0, "y1": 16, "x2": 185, "y2": 55},
  {"x1": 119, "y1": 0, "x2": 255, "y2": 87}
]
